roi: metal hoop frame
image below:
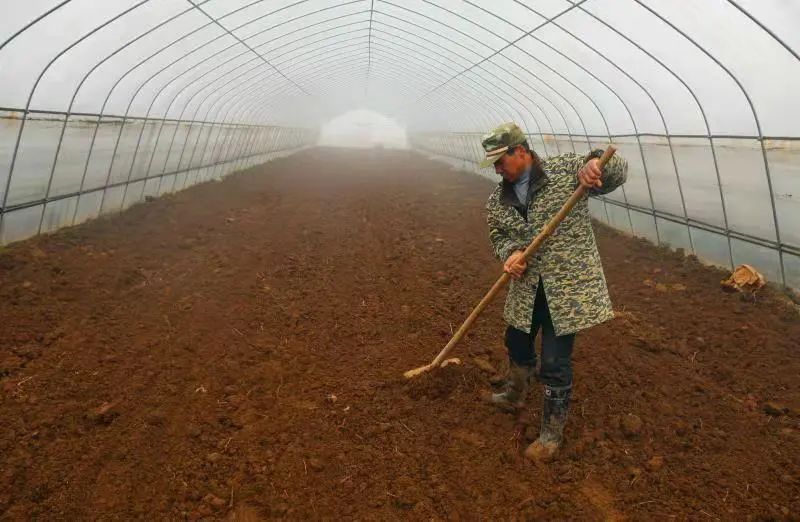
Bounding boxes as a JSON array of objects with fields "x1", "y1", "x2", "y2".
[{"x1": 0, "y1": 0, "x2": 798, "y2": 289}]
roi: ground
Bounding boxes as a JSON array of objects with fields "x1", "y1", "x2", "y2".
[{"x1": 0, "y1": 148, "x2": 798, "y2": 520}]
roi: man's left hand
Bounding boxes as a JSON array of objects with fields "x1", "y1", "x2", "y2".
[{"x1": 578, "y1": 158, "x2": 603, "y2": 189}]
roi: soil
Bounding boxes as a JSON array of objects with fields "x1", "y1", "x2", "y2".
[{"x1": 1, "y1": 148, "x2": 798, "y2": 520}]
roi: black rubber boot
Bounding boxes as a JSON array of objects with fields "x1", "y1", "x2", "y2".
[
  {"x1": 483, "y1": 362, "x2": 532, "y2": 412},
  {"x1": 524, "y1": 384, "x2": 572, "y2": 462}
]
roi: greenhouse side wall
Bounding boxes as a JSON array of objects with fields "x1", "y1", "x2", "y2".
[
  {"x1": 0, "y1": 110, "x2": 314, "y2": 245},
  {"x1": 410, "y1": 132, "x2": 800, "y2": 293}
]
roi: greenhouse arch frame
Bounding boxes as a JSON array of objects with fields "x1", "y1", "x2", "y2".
[{"x1": 1, "y1": 0, "x2": 798, "y2": 290}]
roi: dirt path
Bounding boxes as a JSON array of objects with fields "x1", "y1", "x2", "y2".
[{"x1": 1, "y1": 148, "x2": 798, "y2": 520}]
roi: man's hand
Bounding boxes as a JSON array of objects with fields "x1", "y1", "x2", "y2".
[
  {"x1": 578, "y1": 158, "x2": 603, "y2": 189},
  {"x1": 504, "y1": 250, "x2": 527, "y2": 279}
]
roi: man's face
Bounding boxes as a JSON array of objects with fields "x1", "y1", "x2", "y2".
[{"x1": 493, "y1": 146, "x2": 528, "y2": 183}]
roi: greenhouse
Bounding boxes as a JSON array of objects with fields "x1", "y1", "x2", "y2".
[{"x1": 1, "y1": 1, "x2": 798, "y2": 519}]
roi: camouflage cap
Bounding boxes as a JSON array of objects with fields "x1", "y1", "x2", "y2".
[{"x1": 479, "y1": 122, "x2": 527, "y2": 168}]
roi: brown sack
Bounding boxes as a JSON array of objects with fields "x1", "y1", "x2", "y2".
[{"x1": 721, "y1": 264, "x2": 766, "y2": 293}]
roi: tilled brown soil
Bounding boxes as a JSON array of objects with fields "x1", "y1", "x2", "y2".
[{"x1": 1, "y1": 148, "x2": 798, "y2": 520}]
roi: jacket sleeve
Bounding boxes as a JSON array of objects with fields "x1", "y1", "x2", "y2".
[
  {"x1": 592, "y1": 153, "x2": 628, "y2": 195},
  {"x1": 486, "y1": 192, "x2": 524, "y2": 262},
  {"x1": 564, "y1": 150, "x2": 628, "y2": 195}
]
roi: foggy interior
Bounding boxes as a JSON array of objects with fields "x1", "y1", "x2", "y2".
[{"x1": 1, "y1": 1, "x2": 798, "y2": 289}]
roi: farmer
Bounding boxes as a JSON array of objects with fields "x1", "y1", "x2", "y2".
[{"x1": 481, "y1": 122, "x2": 628, "y2": 462}]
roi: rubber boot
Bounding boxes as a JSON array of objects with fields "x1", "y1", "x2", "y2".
[
  {"x1": 483, "y1": 363, "x2": 531, "y2": 412},
  {"x1": 524, "y1": 384, "x2": 571, "y2": 462}
]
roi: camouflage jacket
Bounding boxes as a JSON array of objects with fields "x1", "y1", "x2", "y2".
[{"x1": 486, "y1": 152, "x2": 628, "y2": 336}]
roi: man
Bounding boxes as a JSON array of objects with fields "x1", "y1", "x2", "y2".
[{"x1": 481, "y1": 122, "x2": 627, "y2": 462}]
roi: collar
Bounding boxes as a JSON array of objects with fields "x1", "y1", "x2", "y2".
[
  {"x1": 515, "y1": 166, "x2": 531, "y2": 187},
  {"x1": 499, "y1": 167, "x2": 548, "y2": 208}
]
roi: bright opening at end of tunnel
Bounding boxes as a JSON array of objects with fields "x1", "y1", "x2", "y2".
[{"x1": 318, "y1": 110, "x2": 408, "y2": 149}]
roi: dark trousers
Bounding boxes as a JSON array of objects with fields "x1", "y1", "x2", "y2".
[{"x1": 505, "y1": 279, "x2": 575, "y2": 388}]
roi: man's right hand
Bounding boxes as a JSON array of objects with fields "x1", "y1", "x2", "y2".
[{"x1": 504, "y1": 250, "x2": 527, "y2": 279}]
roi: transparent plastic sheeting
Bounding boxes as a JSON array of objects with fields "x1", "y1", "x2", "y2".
[
  {"x1": 1, "y1": 1, "x2": 799, "y2": 290},
  {"x1": 413, "y1": 133, "x2": 800, "y2": 291},
  {"x1": 0, "y1": 116, "x2": 313, "y2": 244}
]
